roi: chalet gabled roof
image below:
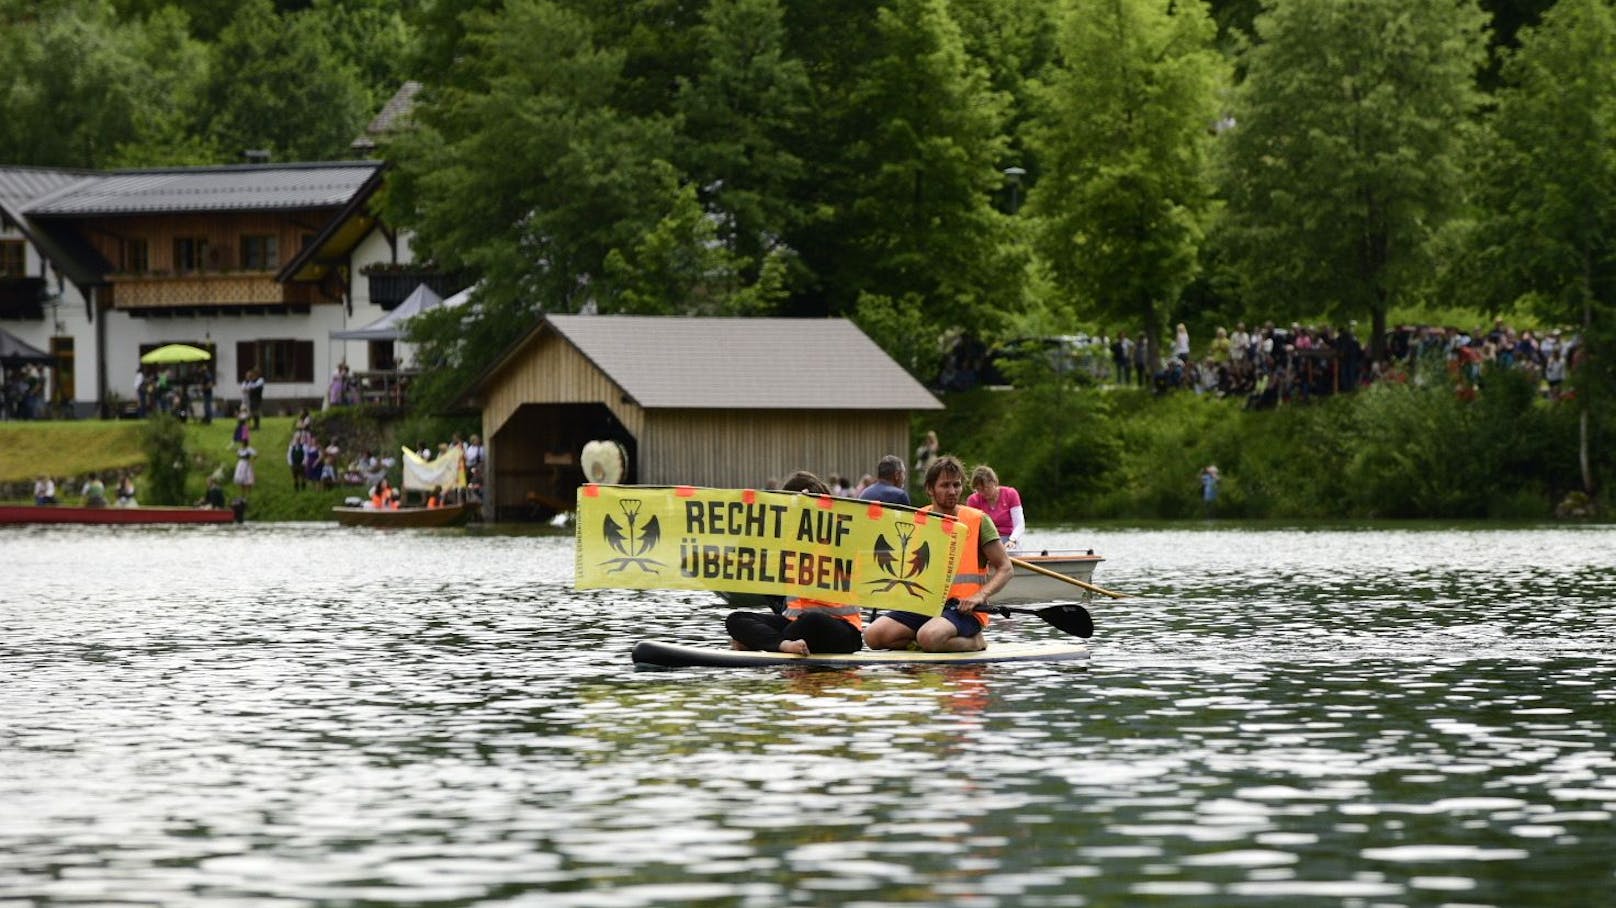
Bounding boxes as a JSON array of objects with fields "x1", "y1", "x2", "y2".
[
  {"x1": 0, "y1": 166, "x2": 103, "y2": 289},
  {"x1": 483, "y1": 315, "x2": 942, "y2": 411},
  {"x1": 25, "y1": 161, "x2": 383, "y2": 217},
  {"x1": 0, "y1": 166, "x2": 95, "y2": 218}
]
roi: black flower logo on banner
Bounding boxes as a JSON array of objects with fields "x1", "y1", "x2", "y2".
[
  {"x1": 865, "y1": 521, "x2": 932, "y2": 599},
  {"x1": 601, "y1": 498, "x2": 663, "y2": 574}
]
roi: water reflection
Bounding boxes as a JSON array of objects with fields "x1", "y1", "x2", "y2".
[{"x1": 1, "y1": 523, "x2": 1614, "y2": 905}]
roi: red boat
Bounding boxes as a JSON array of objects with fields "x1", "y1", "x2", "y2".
[{"x1": 0, "y1": 504, "x2": 239, "y2": 525}]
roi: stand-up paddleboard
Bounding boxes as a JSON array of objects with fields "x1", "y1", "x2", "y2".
[{"x1": 631, "y1": 639, "x2": 1090, "y2": 668}]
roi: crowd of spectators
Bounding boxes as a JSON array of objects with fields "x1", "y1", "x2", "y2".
[
  {"x1": 2, "y1": 364, "x2": 50, "y2": 420},
  {"x1": 937, "y1": 319, "x2": 1582, "y2": 408},
  {"x1": 1118, "y1": 319, "x2": 1581, "y2": 407}
]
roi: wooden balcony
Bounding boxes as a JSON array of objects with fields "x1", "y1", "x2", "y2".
[{"x1": 106, "y1": 272, "x2": 321, "y2": 310}]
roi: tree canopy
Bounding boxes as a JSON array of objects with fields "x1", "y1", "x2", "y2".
[
  {"x1": 5, "y1": 0, "x2": 1616, "y2": 409},
  {"x1": 1216, "y1": 0, "x2": 1489, "y2": 355}
]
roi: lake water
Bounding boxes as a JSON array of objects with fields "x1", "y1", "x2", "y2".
[{"x1": 3, "y1": 522, "x2": 1614, "y2": 906}]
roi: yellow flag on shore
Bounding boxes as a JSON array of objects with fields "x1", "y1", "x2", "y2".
[{"x1": 575, "y1": 485, "x2": 964, "y2": 616}]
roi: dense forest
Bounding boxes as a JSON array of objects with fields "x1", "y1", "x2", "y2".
[{"x1": 5, "y1": 0, "x2": 1615, "y2": 510}]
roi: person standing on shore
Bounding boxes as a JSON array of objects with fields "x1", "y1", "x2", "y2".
[
  {"x1": 234, "y1": 440, "x2": 258, "y2": 495},
  {"x1": 1201, "y1": 465, "x2": 1219, "y2": 517},
  {"x1": 241, "y1": 368, "x2": 265, "y2": 429}
]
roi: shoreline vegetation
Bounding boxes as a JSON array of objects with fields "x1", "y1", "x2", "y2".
[
  {"x1": 2, "y1": 364, "x2": 1606, "y2": 522},
  {"x1": 0, "y1": 408, "x2": 475, "y2": 522}
]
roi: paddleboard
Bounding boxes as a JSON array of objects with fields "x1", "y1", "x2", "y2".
[{"x1": 631, "y1": 639, "x2": 1090, "y2": 668}]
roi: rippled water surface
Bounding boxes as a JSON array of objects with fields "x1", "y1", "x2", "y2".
[{"x1": 3, "y1": 522, "x2": 1614, "y2": 906}]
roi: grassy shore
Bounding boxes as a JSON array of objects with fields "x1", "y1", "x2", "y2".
[{"x1": 0, "y1": 416, "x2": 358, "y2": 520}]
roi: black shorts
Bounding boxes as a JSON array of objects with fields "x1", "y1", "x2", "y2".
[{"x1": 882, "y1": 605, "x2": 983, "y2": 638}]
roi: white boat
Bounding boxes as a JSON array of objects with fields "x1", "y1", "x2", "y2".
[{"x1": 999, "y1": 550, "x2": 1105, "y2": 605}]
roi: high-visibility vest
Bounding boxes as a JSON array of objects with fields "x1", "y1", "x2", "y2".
[
  {"x1": 923, "y1": 504, "x2": 992, "y2": 627},
  {"x1": 783, "y1": 597, "x2": 864, "y2": 629}
]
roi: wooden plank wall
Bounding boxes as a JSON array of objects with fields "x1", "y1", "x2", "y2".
[
  {"x1": 481, "y1": 329, "x2": 644, "y2": 446},
  {"x1": 85, "y1": 211, "x2": 333, "y2": 273},
  {"x1": 642, "y1": 409, "x2": 910, "y2": 489}
]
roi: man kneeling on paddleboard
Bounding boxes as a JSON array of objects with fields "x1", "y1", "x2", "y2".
[
  {"x1": 864, "y1": 455, "x2": 1013, "y2": 653},
  {"x1": 723, "y1": 471, "x2": 865, "y2": 656}
]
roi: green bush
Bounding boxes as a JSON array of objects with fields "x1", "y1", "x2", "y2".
[
  {"x1": 936, "y1": 359, "x2": 1593, "y2": 521},
  {"x1": 140, "y1": 414, "x2": 189, "y2": 505}
]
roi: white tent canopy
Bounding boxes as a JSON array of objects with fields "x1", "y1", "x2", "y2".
[{"x1": 330, "y1": 283, "x2": 444, "y2": 342}]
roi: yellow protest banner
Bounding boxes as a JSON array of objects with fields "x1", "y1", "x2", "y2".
[{"x1": 575, "y1": 485, "x2": 964, "y2": 616}]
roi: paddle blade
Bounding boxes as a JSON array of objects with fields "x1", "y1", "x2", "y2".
[{"x1": 1034, "y1": 603, "x2": 1094, "y2": 639}]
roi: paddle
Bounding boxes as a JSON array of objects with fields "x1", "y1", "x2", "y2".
[
  {"x1": 944, "y1": 597, "x2": 1094, "y2": 640},
  {"x1": 1010, "y1": 556, "x2": 1128, "y2": 599},
  {"x1": 995, "y1": 602, "x2": 1094, "y2": 639}
]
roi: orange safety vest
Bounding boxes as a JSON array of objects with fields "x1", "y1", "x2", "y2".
[
  {"x1": 371, "y1": 491, "x2": 386, "y2": 508},
  {"x1": 923, "y1": 504, "x2": 992, "y2": 627},
  {"x1": 426, "y1": 495, "x2": 440, "y2": 508},
  {"x1": 782, "y1": 597, "x2": 864, "y2": 629}
]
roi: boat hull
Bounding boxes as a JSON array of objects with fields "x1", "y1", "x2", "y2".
[
  {"x1": 1001, "y1": 551, "x2": 1105, "y2": 605},
  {"x1": 631, "y1": 639, "x2": 1090, "y2": 668},
  {"x1": 0, "y1": 505, "x2": 237, "y2": 525},
  {"x1": 332, "y1": 502, "x2": 476, "y2": 528}
]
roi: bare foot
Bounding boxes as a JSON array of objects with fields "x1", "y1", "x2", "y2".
[
  {"x1": 730, "y1": 639, "x2": 749, "y2": 650},
  {"x1": 778, "y1": 639, "x2": 810, "y2": 656}
]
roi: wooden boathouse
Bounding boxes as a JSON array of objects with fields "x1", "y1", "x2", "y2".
[{"x1": 468, "y1": 315, "x2": 942, "y2": 521}]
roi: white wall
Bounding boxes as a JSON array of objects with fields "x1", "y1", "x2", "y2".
[{"x1": 11, "y1": 220, "x2": 425, "y2": 416}]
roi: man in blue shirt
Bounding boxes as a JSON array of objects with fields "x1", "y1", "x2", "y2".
[{"x1": 857, "y1": 454, "x2": 911, "y2": 506}]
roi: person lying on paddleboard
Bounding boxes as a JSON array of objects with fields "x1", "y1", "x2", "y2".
[
  {"x1": 723, "y1": 471, "x2": 865, "y2": 657},
  {"x1": 863, "y1": 455, "x2": 1013, "y2": 654}
]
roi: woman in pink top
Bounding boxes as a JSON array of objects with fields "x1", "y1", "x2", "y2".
[{"x1": 965, "y1": 464, "x2": 1024, "y2": 551}]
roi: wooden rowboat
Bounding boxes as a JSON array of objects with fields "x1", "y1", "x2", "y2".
[
  {"x1": 0, "y1": 504, "x2": 238, "y2": 525},
  {"x1": 331, "y1": 501, "x2": 476, "y2": 528},
  {"x1": 1001, "y1": 550, "x2": 1105, "y2": 605}
]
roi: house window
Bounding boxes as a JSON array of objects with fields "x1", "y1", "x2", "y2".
[
  {"x1": 240, "y1": 235, "x2": 278, "y2": 270},
  {"x1": 122, "y1": 238, "x2": 149, "y2": 273},
  {"x1": 174, "y1": 237, "x2": 209, "y2": 272},
  {"x1": 237, "y1": 339, "x2": 313, "y2": 383},
  {"x1": 0, "y1": 240, "x2": 24, "y2": 277}
]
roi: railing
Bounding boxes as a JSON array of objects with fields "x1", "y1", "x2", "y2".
[
  {"x1": 106, "y1": 273, "x2": 319, "y2": 309},
  {"x1": 365, "y1": 270, "x2": 469, "y2": 309},
  {"x1": 346, "y1": 370, "x2": 420, "y2": 408}
]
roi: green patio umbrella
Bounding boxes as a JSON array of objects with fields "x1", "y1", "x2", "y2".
[{"x1": 140, "y1": 343, "x2": 212, "y2": 364}]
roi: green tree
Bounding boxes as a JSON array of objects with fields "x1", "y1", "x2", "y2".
[
  {"x1": 828, "y1": 0, "x2": 1024, "y2": 335},
  {"x1": 203, "y1": 0, "x2": 369, "y2": 161},
  {"x1": 1464, "y1": 0, "x2": 1616, "y2": 496},
  {"x1": 673, "y1": 0, "x2": 811, "y2": 291},
  {"x1": 1026, "y1": 0, "x2": 1225, "y2": 368},
  {"x1": 0, "y1": 1, "x2": 208, "y2": 167},
  {"x1": 140, "y1": 413, "x2": 188, "y2": 505},
  {"x1": 1217, "y1": 0, "x2": 1488, "y2": 357},
  {"x1": 307, "y1": 0, "x2": 415, "y2": 112}
]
